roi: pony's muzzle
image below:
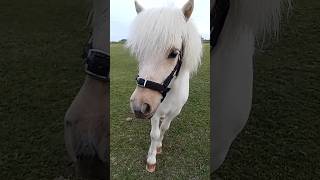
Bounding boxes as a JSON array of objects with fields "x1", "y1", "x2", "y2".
[
  {"x1": 130, "y1": 87, "x2": 161, "y2": 119},
  {"x1": 133, "y1": 103, "x2": 152, "y2": 119}
]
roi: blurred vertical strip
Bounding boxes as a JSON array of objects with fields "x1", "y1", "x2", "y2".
[{"x1": 64, "y1": 0, "x2": 109, "y2": 179}]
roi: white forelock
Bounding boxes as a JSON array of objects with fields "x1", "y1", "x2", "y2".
[{"x1": 126, "y1": 7, "x2": 202, "y2": 74}]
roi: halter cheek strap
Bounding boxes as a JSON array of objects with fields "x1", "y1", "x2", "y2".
[{"x1": 136, "y1": 46, "x2": 184, "y2": 102}]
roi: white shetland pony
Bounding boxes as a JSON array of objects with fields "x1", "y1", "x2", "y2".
[
  {"x1": 127, "y1": 0, "x2": 202, "y2": 172},
  {"x1": 212, "y1": 0, "x2": 291, "y2": 173}
]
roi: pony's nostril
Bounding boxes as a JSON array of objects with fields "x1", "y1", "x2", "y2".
[{"x1": 141, "y1": 103, "x2": 151, "y2": 115}]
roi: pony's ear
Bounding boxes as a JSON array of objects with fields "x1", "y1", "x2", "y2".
[
  {"x1": 135, "y1": 0, "x2": 144, "y2": 14},
  {"x1": 182, "y1": 0, "x2": 194, "y2": 21}
]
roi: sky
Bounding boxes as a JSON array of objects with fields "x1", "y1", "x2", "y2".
[{"x1": 110, "y1": 0, "x2": 210, "y2": 41}]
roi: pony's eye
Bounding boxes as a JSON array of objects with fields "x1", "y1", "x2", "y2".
[{"x1": 168, "y1": 50, "x2": 178, "y2": 59}]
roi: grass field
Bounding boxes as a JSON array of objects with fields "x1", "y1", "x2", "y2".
[
  {"x1": 214, "y1": 0, "x2": 320, "y2": 179},
  {"x1": 0, "y1": 0, "x2": 88, "y2": 179},
  {"x1": 110, "y1": 43, "x2": 210, "y2": 179}
]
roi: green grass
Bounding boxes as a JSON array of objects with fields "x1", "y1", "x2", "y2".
[
  {"x1": 214, "y1": 0, "x2": 320, "y2": 179},
  {"x1": 0, "y1": 0, "x2": 89, "y2": 179},
  {"x1": 110, "y1": 43, "x2": 210, "y2": 179}
]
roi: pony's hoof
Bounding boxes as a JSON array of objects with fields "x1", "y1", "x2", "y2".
[
  {"x1": 156, "y1": 146, "x2": 162, "y2": 155},
  {"x1": 146, "y1": 163, "x2": 156, "y2": 173}
]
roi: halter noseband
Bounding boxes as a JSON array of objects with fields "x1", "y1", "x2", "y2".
[{"x1": 136, "y1": 44, "x2": 184, "y2": 102}]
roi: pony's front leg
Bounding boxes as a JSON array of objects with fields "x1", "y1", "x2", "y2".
[
  {"x1": 157, "y1": 113, "x2": 176, "y2": 154},
  {"x1": 146, "y1": 114, "x2": 161, "y2": 172}
]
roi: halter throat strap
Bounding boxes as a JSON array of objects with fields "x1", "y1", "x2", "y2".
[{"x1": 136, "y1": 44, "x2": 184, "y2": 102}]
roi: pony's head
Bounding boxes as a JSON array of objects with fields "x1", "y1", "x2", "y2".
[{"x1": 127, "y1": 0, "x2": 202, "y2": 119}]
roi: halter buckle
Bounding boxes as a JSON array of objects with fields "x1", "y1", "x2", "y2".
[
  {"x1": 137, "y1": 77, "x2": 148, "y2": 87},
  {"x1": 84, "y1": 47, "x2": 109, "y2": 81}
]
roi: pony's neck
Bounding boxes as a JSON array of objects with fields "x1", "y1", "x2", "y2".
[
  {"x1": 91, "y1": 0, "x2": 109, "y2": 53},
  {"x1": 171, "y1": 69, "x2": 190, "y2": 89}
]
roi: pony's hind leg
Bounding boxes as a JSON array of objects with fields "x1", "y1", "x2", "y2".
[{"x1": 146, "y1": 115, "x2": 161, "y2": 172}]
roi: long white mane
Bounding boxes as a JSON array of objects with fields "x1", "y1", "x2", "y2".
[
  {"x1": 224, "y1": 0, "x2": 292, "y2": 44},
  {"x1": 126, "y1": 7, "x2": 202, "y2": 74}
]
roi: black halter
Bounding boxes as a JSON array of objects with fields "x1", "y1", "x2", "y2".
[
  {"x1": 211, "y1": 0, "x2": 230, "y2": 49},
  {"x1": 136, "y1": 44, "x2": 184, "y2": 102},
  {"x1": 83, "y1": 43, "x2": 110, "y2": 81}
]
